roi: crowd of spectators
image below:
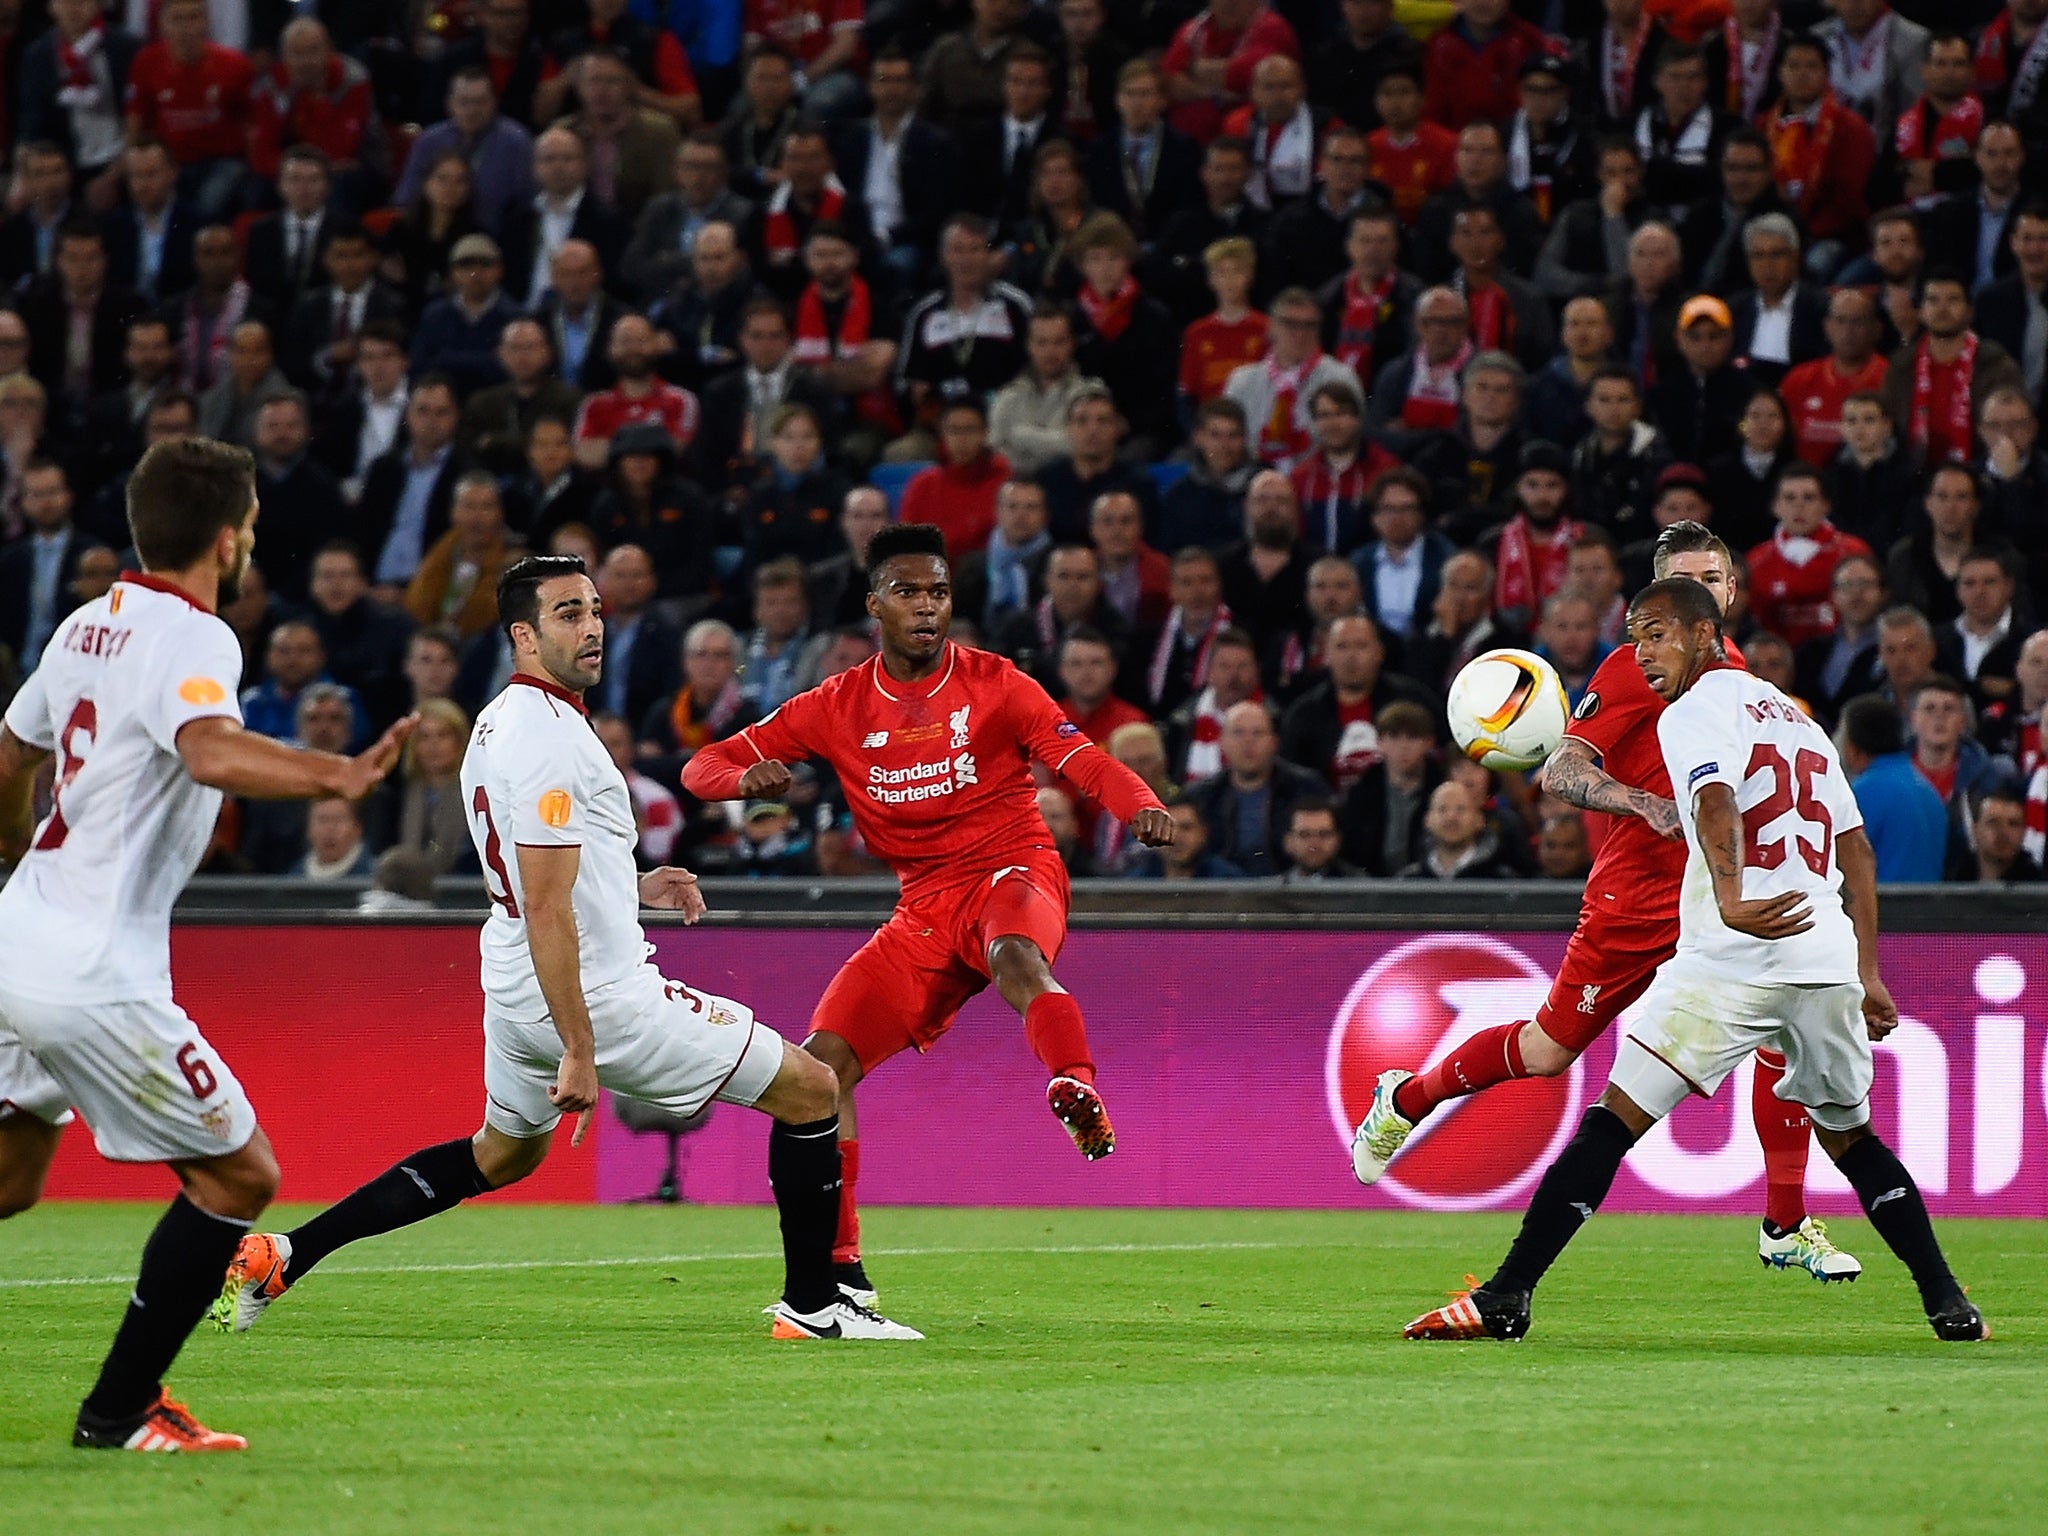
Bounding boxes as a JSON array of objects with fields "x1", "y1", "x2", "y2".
[{"x1": 0, "y1": 0, "x2": 2043, "y2": 885}]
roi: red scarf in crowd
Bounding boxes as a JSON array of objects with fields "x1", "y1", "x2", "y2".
[
  {"x1": 1602, "y1": 19, "x2": 1653, "y2": 120},
  {"x1": 1763, "y1": 93, "x2": 1842, "y2": 218},
  {"x1": 1723, "y1": 11, "x2": 1780, "y2": 118},
  {"x1": 794, "y1": 277, "x2": 901, "y2": 432},
  {"x1": 1257, "y1": 350, "x2": 1322, "y2": 462},
  {"x1": 1909, "y1": 331, "x2": 1977, "y2": 462},
  {"x1": 1894, "y1": 92, "x2": 1984, "y2": 160},
  {"x1": 1147, "y1": 603, "x2": 1232, "y2": 709},
  {"x1": 1460, "y1": 278, "x2": 1514, "y2": 353},
  {"x1": 1078, "y1": 276, "x2": 1139, "y2": 343},
  {"x1": 57, "y1": 22, "x2": 104, "y2": 102},
  {"x1": 1976, "y1": 12, "x2": 2048, "y2": 114},
  {"x1": 669, "y1": 678, "x2": 747, "y2": 754},
  {"x1": 1400, "y1": 340, "x2": 1470, "y2": 432},
  {"x1": 763, "y1": 178, "x2": 845, "y2": 264},
  {"x1": 1494, "y1": 512, "x2": 1581, "y2": 617},
  {"x1": 1334, "y1": 269, "x2": 1397, "y2": 377}
]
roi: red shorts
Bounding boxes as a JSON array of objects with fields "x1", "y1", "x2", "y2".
[
  {"x1": 1532, "y1": 911, "x2": 1678, "y2": 1055},
  {"x1": 808, "y1": 849, "x2": 1071, "y2": 1074}
]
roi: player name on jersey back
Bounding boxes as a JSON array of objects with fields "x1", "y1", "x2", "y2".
[
  {"x1": 460, "y1": 676, "x2": 649, "y2": 1023},
  {"x1": 1658, "y1": 668, "x2": 1864, "y2": 984},
  {"x1": 0, "y1": 577, "x2": 244, "y2": 1003}
]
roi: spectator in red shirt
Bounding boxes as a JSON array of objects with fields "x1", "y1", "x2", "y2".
[
  {"x1": 249, "y1": 19, "x2": 386, "y2": 212},
  {"x1": 899, "y1": 397, "x2": 1013, "y2": 560},
  {"x1": 1878, "y1": 270, "x2": 2027, "y2": 469},
  {"x1": 1178, "y1": 235, "x2": 1269, "y2": 413},
  {"x1": 1161, "y1": 0, "x2": 1301, "y2": 144},
  {"x1": 1421, "y1": 0, "x2": 1556, "y2": 131},
  {"x1": 1893, "y1": 31, "x2": 1983, "y2": 204},
  {"x1": 573, "y1": 312, "x2": 701, "y2": 465},
  {"x1": 744, "y1": 0, "x2": 864, "y2": 119},
  {"x1": 1780, "y1": 285, "x2": 1888, "y2": 466},
  {"x1": 1757, "y1": 32, "x2": 1876, "y2": 276},
  {"x1": 123, "y1": 0, "x2": 255, "y2": 222},
  {"x1": 1366, "y1": 65, "x2": 1457, "y2": 227},
  {"x1": 1746, "y1": 461, "x2": 1875, "y2": 646},
  {"x1": 1058, "y1": 626, "x2": 1150, "y2": 744}
]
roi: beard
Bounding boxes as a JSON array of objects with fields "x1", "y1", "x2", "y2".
[
  {"x1": 217, "y1": 544, "x2": 250, "y2": 606},
  {"x1": 1249, "y1": 521, "x2": 1295, "y2": 551}
]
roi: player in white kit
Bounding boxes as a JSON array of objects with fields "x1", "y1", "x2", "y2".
[
  {"x1": 216, "y1": 556, "x2": 920, "y2": 1342},
  {"x1": 1405, "y1": 577, "x2": 1989, "y2": 1344},
  {"x1": 0, "y1": 439, "x2": 418, "y2": 1451}
]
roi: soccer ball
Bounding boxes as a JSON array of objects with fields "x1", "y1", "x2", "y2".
[{"x1": 1446, "y1": 648, "x2": 1572, "y2": 771}]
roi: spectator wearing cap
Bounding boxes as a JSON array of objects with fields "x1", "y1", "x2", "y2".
[
  {"x1": 1618, "y1": 461, "x2": 1711, "y2": 590},
  {"x1": 1793, "y1": 553, "x2": 1888, "y2": 724},
  {"x1": 412, "y1": 234, "x2": 520, "y2": 398},
  {"x1": 1781, "y1": 286, "x2": 1889, "y2": 468},
  {"x1": 1570, "y1": 364, "x2": 1670, "y2": 541},
  {"x1": 591, "y1": 421, "x2": 719, "y2": 595},
  {"x1": 1478, "y1": 439, "x2": 1580, "y2": 634},
  {"x1": 1523, "y1": 297, "x2": 1614, "y2": 452},
  {"x1": 1415, "y1": 351, "x2": 1529, "y2": 544},
  {"x1": 1746, "y1": 463, "x2": 1874, "y2": 648},
  {"x1": 1507, "y1": 51, "x2": 1596, "y2": 224},
  {"x1": 1411, "y1": 120, "x2": 1546, "y2": 286},
  {"x1": 1418, "y1": 0, "x2": 1554, "y2": 132},
  {"x1": 1728, "y1": 213, "x2": 1828, "y2": 389},
  {"x1": 1535, "y1": 138, "x2": 1652, "y2": 304},
  {"x1": 1822, "y1": 391, "x2": 1917, "y2": 553},
  {"x1": 1651, "y1": 292, "x2": 1750, "y2": 467}
]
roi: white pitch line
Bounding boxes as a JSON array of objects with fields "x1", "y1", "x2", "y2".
[{"x1": 0, "y1": 1237, "x2": 1359, "y2": 1291}]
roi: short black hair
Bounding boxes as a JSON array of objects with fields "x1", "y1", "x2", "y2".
[
  {"x1": 866, "y1": 523, "x2": 948, "y2": 589},
  {"x1": 127, "y1": 437, "x2": 256, "y2": 571},
  {"x1": 1629, "y1": 574, "x2": 1723, "y2": 633},
  {"x1": 497, "y1": 554, "x2": 590, "y2": 641},
  {"x1": 1838, "y1": 695, "x2": 1905, "y2": 759}
]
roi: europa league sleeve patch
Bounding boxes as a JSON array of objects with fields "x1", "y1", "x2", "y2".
[
  {"x1": 177, "y1": 676, "x2": 229, "y2": 706},
  {"x1": 537, "y1": 788, "x2": 575, "y2": 828},
  {"x1": 1573, "y1": 691, "x2": 1600, "y2": 721}
]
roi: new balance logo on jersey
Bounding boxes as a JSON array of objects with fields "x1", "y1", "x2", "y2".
[
  {"x1": 1578, "y1": 984, "x2": 1602, "y2": 1016},
  {"x1": 949, "y1": 705, "x2": 971, "y2": 749},
  {"x1": 953, "y1": 753, "x2": 977, "y2": 787},
  {"x1": 862, "y1": 731, "x2": 890, "y2": 749}
]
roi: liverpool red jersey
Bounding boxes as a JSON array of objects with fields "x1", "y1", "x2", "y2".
[
  {"x1": 684, "y1": 643, "x2": 1160, "y2": 901},
  {"x1": 1563, "y1": 638, "x2": 1744, "y2": 923}
]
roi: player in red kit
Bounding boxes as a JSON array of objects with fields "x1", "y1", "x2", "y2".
[
  {"x1": 1349, "y1": 521, "x2": 1862, "y2": 1281},
  {"x1": 684, "y1": 524, "x2": 1173, "y2": 1306}
]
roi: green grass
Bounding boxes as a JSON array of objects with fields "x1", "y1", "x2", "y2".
[{"x1": 2, "y1": 1204, "x2": 2040, "y2": 1535}]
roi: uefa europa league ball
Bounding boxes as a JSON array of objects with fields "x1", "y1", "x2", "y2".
[{"x1": 1446, "y1": 648, "x2": 1572, "y2": 772}]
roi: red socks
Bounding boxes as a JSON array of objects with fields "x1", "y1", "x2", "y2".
[
  {"x1": 832, "y1": 1138, "x2": 861, "y2": 1264},
  {"x1": 1392, "y1": 1021, "x2": 1529, "y2": 1122},
  {"x1": 1752, "y1": 1049, "x2": 1812, "y2": 1231},
  {"x1": 1025, "y1": 991, "x2": 1094, "y2": 1085}
]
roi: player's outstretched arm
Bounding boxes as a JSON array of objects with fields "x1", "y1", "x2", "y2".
[
  {"x1": 1693, "y1": 782, "x2": 1815, "y2": 941},
  {"x1": 515, "y1": 841, "x2": 601, "y2": 1146},
  {"x1": 1543, "y1": 737, "x2": 1681, "y2": 839},
  {"x1": 176, "y1": 714, "x2": 419, "y2": 802},
  {"x1": 1836, "y1": 826, "x2": 1897, "y2": 1039},
  {"x1": 638, "y1": 866, "x2": 706, "y2": 919},
  {"x1": 0, "y1": 725, "x2": 52, "y2": 863}
]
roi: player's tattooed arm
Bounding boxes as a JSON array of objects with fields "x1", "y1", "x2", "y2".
[
  {"x1": 1693, "y1": 783, "x2": 1815, "y2": 941},
  {"x1": 1543, "y1": 737, "x2": 1682, "y2": 839},
  {"x1": 0, "y1": 724, "x2": 52, "y2": 864}
]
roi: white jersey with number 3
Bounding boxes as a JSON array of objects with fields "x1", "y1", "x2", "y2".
[
  {"x1": 0, "y1": 576, "x2": 243, "y2": 1004},
  {"x1": 1657, "y1": 667, "x2": 1864, "y2": 984},
  {"x1": 460, "y1": 674, "x2": 646, "y2": 1023}
]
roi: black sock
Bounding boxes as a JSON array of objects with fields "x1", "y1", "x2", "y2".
[
  {"x1": 1833, "y1": 1134, "x2": 1963, "y2": 1313},
  {"x1": 82, "y1": 1195, "x2": 251, "y2": 1423},
  {"x1": 1488, "y1": 1105, "x2": 1638, "y2": 1296},
  {"x1": 284, "y1": 1137, "x2": 490, "y2": 1281},
  {"x1": 768, "y1": 1115, "x2": 841, "y2": 1314}
]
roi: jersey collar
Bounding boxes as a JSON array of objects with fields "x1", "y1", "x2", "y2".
[
  {"x1": 870, "y1": 642, "x2": 956, "y2": 703},
  {"x1": 118, "y1": 570, "x2": 214, "y2": 614},
  {"x1": 510, "y1": 671, "x2": 589, "y2": 715}
]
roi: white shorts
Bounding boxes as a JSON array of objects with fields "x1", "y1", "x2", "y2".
[
  {"x1": 1609, "y1": 958, "x2": 1873, "y2": 1132},
  {"x1": 0, "y1": 985, "x2": 258, "y2": 1162},
  {"x1": 483, "y1": 965, "x2": 785, "y2": 1138}
]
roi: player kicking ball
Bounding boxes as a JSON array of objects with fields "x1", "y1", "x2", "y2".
[
  {"x1": 1351, "y1": 522, "x2": 1860, "y2": 1283},
  {"x1": 0, "y1": 439, "x2": 418, "y2": 1451},
  {"x1": 685, "y1": 524, "x2": 1172, "y2": 1307},
  {"x1": 217, "y1": 556, "x2": 920, "y2": 1343},
  {"x1": 1404, "y1": 578, "x2": 1988, "y2": 1344}
]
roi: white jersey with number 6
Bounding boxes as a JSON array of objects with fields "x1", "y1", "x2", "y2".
[
  {"x1": 1657, "y1": 666, "x2": 1864, "y2": 984},
  {"x1": 0, "y1": 576, "x2": 243, "y2": 1004},
  {"x1": 460, "y1": 674, "x2": 646, "y2": 1023}
]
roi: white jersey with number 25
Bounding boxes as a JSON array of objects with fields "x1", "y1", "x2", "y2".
[
  {"x1": 1657, "y1": 667, "x2": 1865, "y2": 985},
  {"x1": 0, "y1": 576, "x2": 243, "y2": 1004},
  {"x1": 460, "y1": 675, "x2": 647, "y2": 1024}
]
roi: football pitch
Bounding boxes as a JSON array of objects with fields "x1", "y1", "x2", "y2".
[{"x1": 3, "y1": 1204, "x2": 2041, "y2": 1535}]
